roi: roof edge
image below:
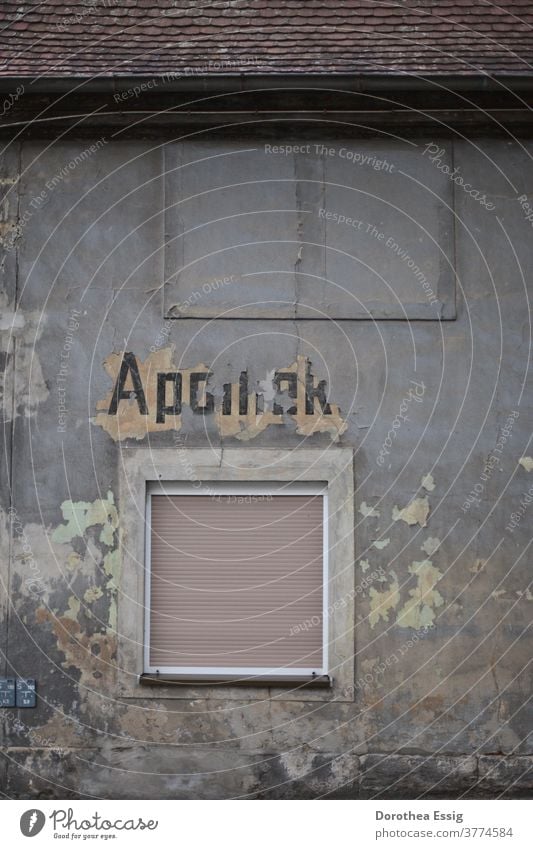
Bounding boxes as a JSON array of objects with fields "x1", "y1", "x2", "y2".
[{"x1": 2, "y1": 72, "x2": 533, "y2": 94}]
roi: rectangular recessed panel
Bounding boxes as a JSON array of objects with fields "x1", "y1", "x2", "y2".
[
  {"x1": 149, "y1": 494, "x2": 324, "y2": 671},
  {"x1": 163, "y1": 140, "x2": 455, "y2": 319}
]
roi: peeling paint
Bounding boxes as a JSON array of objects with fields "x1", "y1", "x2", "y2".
[
  {"x1": 33, "y1": 491, "x2": 121, "y2": 690},
  {"x1": 93, "y1": 348, "x2": 203, "y2": 440},
  {"x1": 84, "y1": 586, "x2": 103, "y2": 603},
  {"x1": 421, "y1": 473, "x2": 435, "y2": 491},
  {"x1": 0, "y1": 306, "x2": 49, "y2": 419},
  {"x1": 41, "y1": 493, "x2": 121, "y2": 644},
  {"x1": 273, "y1": 356, "x2": 347, "y2": 441},
  {"x1": 393, "y1": 496, "x2": 430, "y2": 527},
  {"x1": 3, "y1": 135, "x2": 533, "y2": 800},
  {"x1": 93, "y1": 349, "x2": 347, "y2": 442},
  {"x1": 396, "y1": 560, "x2": 444, "y2": 629},
  {"x1": 421, "y1": 537, "x2": 440, "y2": 556},
  {"x1": 369, "y1": 577, "x2": 401, "y2": 628},
  {"x1": 280, "y1": 748, "x2": 314, "y2": 781},
  {"x1": 66, "y1": 552, "x2": 82, "y2": 571},
  {"x1": 52, "y1": 492, "x2": 118, "y2": 546},
  {"x1": 35, "y1": 601, "x2": 116, "y2": 689},
  {"x1": 63, "y1": 594, "x2": 81, "y2": 622},
  {"x1": 0, "y1": 310, "x2": 25, "y2": 331},
  {"x1": 215, "y1": 380, "x2": 283, "y2": 441},
  {"x1": 103, "y1": 547, "x2": 119, "y2": 579}
]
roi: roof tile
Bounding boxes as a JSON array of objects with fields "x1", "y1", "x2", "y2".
[{"x1": 0, "y1": 0, "x2": 531, "y2": 77}]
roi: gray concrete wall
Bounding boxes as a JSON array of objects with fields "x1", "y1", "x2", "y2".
[{"x1": 0, "y1": 134, "x2": 531, "y2": 798}]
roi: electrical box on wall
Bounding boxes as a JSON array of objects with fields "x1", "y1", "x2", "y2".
[
  {"x1": 0, "y1": 678, "x2": 15, "y2": 707},
  {"x1": 0, "y1": 678, "x2": 37, "y2": 708}
]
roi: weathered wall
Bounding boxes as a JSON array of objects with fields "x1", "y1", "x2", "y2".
[{"x1": 0, "y1": 134, "x2": 532, "y2": 798}]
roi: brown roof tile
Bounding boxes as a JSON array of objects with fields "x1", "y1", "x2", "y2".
[{"x1": 1, "y1": 0, "x2": 531, "y2": 78}]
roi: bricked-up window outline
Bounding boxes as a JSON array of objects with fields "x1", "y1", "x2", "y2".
[
  {"x1": 144, "y1": 482, "x2": 328, "y2": 679},
  {"x1": 117, "y1": 448, "x2": 355, "y2": 701},
  {"x1": 163, "y1": 140, "x2": 456, "y2": 321}
]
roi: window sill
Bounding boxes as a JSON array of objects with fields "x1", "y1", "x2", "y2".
[{"x1": 139, "y1": 673, "x2": 332, "y2": 689}]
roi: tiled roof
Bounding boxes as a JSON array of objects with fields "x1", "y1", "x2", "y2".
[{"x1": 1, "y1": 0, "x2": 532, "y2": 78}]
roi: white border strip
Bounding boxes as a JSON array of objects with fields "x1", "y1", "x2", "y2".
[{"x1": 144, "y1": 480, "x2": 328, "y2": 678}]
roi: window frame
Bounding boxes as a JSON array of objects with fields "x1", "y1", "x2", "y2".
[{"x1": 144, "y1": 480, "x2": 329, "y2": 678}]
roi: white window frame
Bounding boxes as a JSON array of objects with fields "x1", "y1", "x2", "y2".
[{"x1": 144, "y1": 480, "x2": 329, "y2": 678}]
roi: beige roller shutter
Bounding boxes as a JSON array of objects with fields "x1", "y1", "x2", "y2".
[{"x1": 148, "y1": 492, "x2": 324, "y2": 672}]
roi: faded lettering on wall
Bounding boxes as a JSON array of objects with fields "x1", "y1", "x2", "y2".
[{"x1": 93, "y1": 349, "x2": 347, "y2": 441}]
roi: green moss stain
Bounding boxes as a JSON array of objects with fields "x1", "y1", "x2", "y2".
[{"x1": 52, "y1": 491, "x2": 118, "y2": 546}]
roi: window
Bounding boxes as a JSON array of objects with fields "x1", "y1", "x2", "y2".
[
  {"x1": 144, "y1": 482, "x2": 328, "y2": 683},
  {"x1": 117, "y1": 448, "x2": 355, "y2": 701}
]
